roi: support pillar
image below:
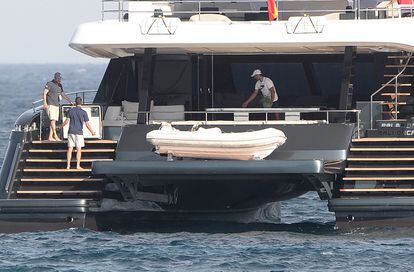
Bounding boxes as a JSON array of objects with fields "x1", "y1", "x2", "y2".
[
  {"x1": 137, "y1": 48, "x2": 156, "y2": 124},
  {"x1": 303, "y1": 62, "x2": 322, "y2": 96},
  {"x1": 338, "y1": 46, "x2": 357, "y2": 110}
]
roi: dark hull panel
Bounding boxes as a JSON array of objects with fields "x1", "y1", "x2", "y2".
[
  {"x1": 329, "y1": 197, "x2": 414, "y2": 229},
  {"x1": 90, "y1": 207, "x2": 281, "y2": 232},
  {"x1": 0, "y1": 199, "x2": 281, "y2": 233},
  {"x1": 0, "y1": 199, "x2": 91, "y2": 233},
  {"x1": 110, "y1": 174, "x2": 312, "y2": 210},
  {"x1": 95, "y1": 160, "x2": 322, "y2": 210}
]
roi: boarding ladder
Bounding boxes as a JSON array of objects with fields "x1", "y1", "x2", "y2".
[
  {"x1": 10, "y1": 140, "x2": 116, "y2": 199},
  {"x1": 340, "y1": 137, "x2": 414, "y2": 195},
  {"x1": 338, "y1": 52, "x2": 414, "y2": 196},
  {"x1": 372, "y1": 52, "x2": 414, "y2": 124}
]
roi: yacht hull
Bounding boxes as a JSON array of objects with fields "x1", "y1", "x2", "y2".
[
  {"x1": 329, "y1": 197, "x2": 414, "y2": 230},
  {"x1": 0, "y1": 123, "x2": 354, "y2": 232}
]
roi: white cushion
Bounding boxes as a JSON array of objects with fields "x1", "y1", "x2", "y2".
[
  {"x1": 121, "y1": 100, "x2": 139, "y2": 120},
  {"x1": 104, "y1": 106, "x2": 122, "y2": 120},
  {"x1": 189, "y1": 14, "x2": 231, "y2": 22},
  {"x1": 122, "y1": 100, "x2": 139, "y2": 113},
  {"x1": 150, "y1": 105, "x2": 185, "y2": 121},
  {"x1": 124, "y1": 112, "x2": 139, "y2": 120}
]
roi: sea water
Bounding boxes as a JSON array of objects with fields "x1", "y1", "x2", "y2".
[{"x1": 0, "y1": 64, "x2": 413, "y2": 272}]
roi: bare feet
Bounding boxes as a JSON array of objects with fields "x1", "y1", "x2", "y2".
[
  {"x1": 48, "y1": 138, "x2": 55, "y2": 142},
  {"x1": 54, "y1": 137, "x2": 61, "y2": 141},
  {"x1": 66, "y1": 166, "x2": 71, "y2": 170},
  {"x1": 76, "y1": 166, "x2": 83, "y2": 170}
]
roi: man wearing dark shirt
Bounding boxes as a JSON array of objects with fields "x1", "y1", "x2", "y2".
[
  {"x1": 43, "y1": 72, "x2": 73, "y2": 141},
  {"x1": 61, "y1": 97, "x2": 96, "y2": 170}
]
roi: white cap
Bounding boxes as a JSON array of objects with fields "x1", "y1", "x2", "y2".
[{"x1": 250, "y1": 69, "x2": 262, "y2": 77}]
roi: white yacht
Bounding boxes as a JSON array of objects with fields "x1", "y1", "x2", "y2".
[{"x1": 1, "y1": 0, "x2": 414, "y2": 232}]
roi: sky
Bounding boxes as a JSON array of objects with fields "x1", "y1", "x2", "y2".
[{"x1": 0, "y1": 0, "x2": 107, "y2": 63}]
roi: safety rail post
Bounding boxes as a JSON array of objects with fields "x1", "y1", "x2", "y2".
[
  {"x1": 198, "y1": 1, "x2": 201, "y2": 20},
  {"x1": 118, "y1": 0, "x2": 121, "y2": 21},
  {"x1": 357, "y1": 110, "x2": 360, "y2": 139},
  {"x1": 39, "y1": 109, "x2": 43, "y2": 141},
  {"x1": 395, "y1": 74, "x2": 398, "y2": 120},
  {"x1": 101, "y1": 0, "x2": 105, "y2": 21}
]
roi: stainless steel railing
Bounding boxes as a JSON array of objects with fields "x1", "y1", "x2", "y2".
[
  {"x1": 28, "y1": 98, "x2": 361, "y2": 141},
  {"x1": 31, "y1": 90, "x2": 97, "y2": 141},
  {"x1": 369, "y1": 53, "x2": 413, "y2": 129},
  {"x1": 113, "y1": 108, "x2": 362, "y2": 138},
  {"x1": 101, "y1": 0, "x2": 414, "y2": 22},
  {"x1": 32, "y1": 89, "x2": 98, "y2": 113}
]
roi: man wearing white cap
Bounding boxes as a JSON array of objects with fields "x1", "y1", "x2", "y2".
[{"x1": 242, "y1": 69, "x2": 278, "y2": 109}]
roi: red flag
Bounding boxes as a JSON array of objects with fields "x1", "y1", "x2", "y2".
[
  {"x1": 267, "y1": 0, "x2": 278, "y2": 21},
  {"x1": 397, "y1": 0, "x2": 412, "y2": 4}
]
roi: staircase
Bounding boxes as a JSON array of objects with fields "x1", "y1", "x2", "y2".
[
  {"x1": 340, "y1": 137, "x2": 414, "y2": 195},
  {"x1": 378, "y1": 53, "x2": 414, "y2": 119},
  {"x1": 11, "y1": 140, "x2": 116, "y2": 199}
]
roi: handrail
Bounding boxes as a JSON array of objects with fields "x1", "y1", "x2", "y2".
[
  {"x1": 370, "y1": 53, "x2": 413, "y2": 129},
  {"x1": 101, "y1": 0, "x2": 414, "y2": 21},
  {"x1": 32, "y1": 89, "x2": 98, "y2": 113},
  {"x1": 113, "y1": 108, "x2": 361, "y2": 138},
  {"x1": 32, "y1": 89, "x2": 98, "y2": 141}
]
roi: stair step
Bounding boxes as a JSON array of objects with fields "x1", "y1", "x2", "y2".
[
  {"x1": 343, "y1": 176, "x2": 414, "y2": 181},
  {"x1": 350, "y1": 147, "x2": 414, "y2": 151},
  {"x1": 352, "y1": 138, "x2": 414, "y2": 143},
  {"x1": 348, "y1": 157, "x2": 414, "y2": 161},
  {"x1": 380, "y1": 102, "x2": 407, "y2": 105},
  {"x1": 384, "y1": 74, "x2": 414, "y2": 77},
  {"x1": 31, "y1": 140, "x2": 117, "y2": 144},
  {"x1": 23, "y1": 168, "x2": 92, "y2": 173},
  {"x1": 381, "y1": 93, "x2": 411, "y2": 96},
  {"x1": 25, "y1": 158, "x2": 113, "y2": 163},
  {"x1": 385, "y1": 65, "x2": 414, "y2": 68},
  {"x1": 20, "y1": 177, "x2": 104, "y2": 182},
  {"x1": 340, "y1": 188, "x2": 414, "y2": 192},
  {"x1": 28, "y1": 149, "x2": 115, "y2": 153},
  {"x1": 381, "y1": 83, "x2": 412, "y2": 87},
  {"x1": 345, "y1": 167, "x2": 414, "y2": 171},
  {"x1": 387, "y1": 55, "x2": 412, "y2": 59},
  {"x1": 16, "y1": 190, "x2": 101, "y2": 195}
]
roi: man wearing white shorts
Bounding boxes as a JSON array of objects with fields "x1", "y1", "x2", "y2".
[
  {"x1": 61, "y1": 97, "x2": 96, "y2": 170},
  {"x1": 43, "y1": 72, "x2": 73, "y2": 141}
]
